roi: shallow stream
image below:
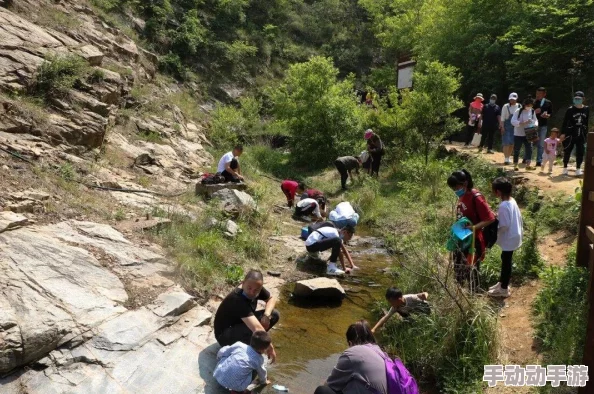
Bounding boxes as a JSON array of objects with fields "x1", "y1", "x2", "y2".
[{"x1": 261, "y1": 241, "x2": 395, "y2": 394}]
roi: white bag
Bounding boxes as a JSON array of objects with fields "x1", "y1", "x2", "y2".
[
  {"x1": 360, "y1": 150, "x2": 370, "y2": 163},
  {"x1": 470, "y1": 133, "x2": 482, "y2": 147}
]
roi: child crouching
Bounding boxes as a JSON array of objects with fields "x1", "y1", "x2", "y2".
[{"x1": 214, "y1": 330, "x2": 272, "y2": 393}]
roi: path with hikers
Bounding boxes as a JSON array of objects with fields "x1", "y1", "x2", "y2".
[{"x1": 446, "y1": 143, "x2": 578, "y2": 393}]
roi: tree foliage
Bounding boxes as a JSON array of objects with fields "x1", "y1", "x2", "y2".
[{"x1": 270, "y1": 56, "x2": 364, "y2": 167}]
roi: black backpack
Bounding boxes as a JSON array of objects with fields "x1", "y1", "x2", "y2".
[{"x1": 472, "y1": 193, "x2": 499, "y2": 249}]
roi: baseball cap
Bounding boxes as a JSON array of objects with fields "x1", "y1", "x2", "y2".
[
  {"x1": 490, "y1": 94, "x2": 497, "y2": 99},
  {"x1": 508, "y1": 92, "x2": 518, "y2": 100},
  {"x1": 575, "y1": 91, "x2": 585, "y2": 98}
]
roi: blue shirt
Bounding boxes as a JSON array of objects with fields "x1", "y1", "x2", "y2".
[{"x1": 214, "y1": 342, "x2": 267, "y2": 391}]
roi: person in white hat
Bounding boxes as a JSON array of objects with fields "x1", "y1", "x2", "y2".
[{"x1": 500, "y1": 93, "x2": 521, "y2": 165}]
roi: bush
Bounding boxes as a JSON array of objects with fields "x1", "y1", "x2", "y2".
[
  {"x1": 270, "y1": 56, "x2": 365, "y2": 168},
  {"x1": 209, "y1": 97, "x2": 262, "y2": 146},
  {"x1": 32, "y1": 54, "x2": 89, "y2": 99},
  {"x1": 533, "y1": 246, "x2": 588, "y2": 394}
]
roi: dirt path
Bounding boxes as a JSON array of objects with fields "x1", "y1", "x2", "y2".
[
  {"x1": 447, "y1": 143, "x2": 578, "y2": 393},
  {"x1": 446, "y1": 143, "x2": 581, "y2": 196}
]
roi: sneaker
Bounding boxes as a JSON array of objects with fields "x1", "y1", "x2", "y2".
[
  {"x1": 487, "y1": 150, "x2": 494, "y2": 154},
  {"x1": 536, "y1": 162, "x2": 542, "y2": 167},
  {"x1": 488, "y1": 282, "x2": 501, "y2": 291},
  {"x1": 526, "y1": 165, "x2": 536, "y2": 171},
  {"x1": 503, "y1": 160, "x2": 510, "y2": 165},
  {"x1": 522, "y1": 159, "x2": 526, "y2": 164},
  {"x1": 562, "y1": 167, "x2": 569, "y2": 175},
  {"x1": 514, "y1": 166, "x2": 519, "y2": 171},
  {"x1": 488, "y1": 286, "x2": 510, "y2": 298},
  {"x1": 326, "y1": 263, "x2": 345, "y2": 276},
  {"x1": 576, "y1": 169, "x2": 584, "y2": 176}
]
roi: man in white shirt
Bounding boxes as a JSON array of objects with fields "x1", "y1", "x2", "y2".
[
  {"x1": 329, "y1": 201, "x2": 359, "y2": 229},
  {"x1": 217, "y1": 146, "x2": 244, "y2": 183},
  {"x1": 304, "y1": 224, "x2": 357, "y2": 276}
]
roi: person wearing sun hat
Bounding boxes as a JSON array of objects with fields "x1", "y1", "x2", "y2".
[
  {"x1": 364, "y1": 129, "x2": 384, "y2": 176},
  {"x1": 501, "y1": 93, "x2": 521, "y2": 165},
  {"x1": 465, "y1": 93, "x2": 484, "y2": 146},
  {"x1": 560, "y1": 91, "x2": 590, "y2": 176}
]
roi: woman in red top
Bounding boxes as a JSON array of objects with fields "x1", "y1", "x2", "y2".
[
  {"x1": 447, "y1": 169, "x2": 496, "y2": 288},
  {"x1": 281, "y1": 180, "x2": 305, "y2": 207}
]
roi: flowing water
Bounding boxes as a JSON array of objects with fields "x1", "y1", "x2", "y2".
[{"x1": 260, "y1": 242, "x2": 395, "y2": 394}]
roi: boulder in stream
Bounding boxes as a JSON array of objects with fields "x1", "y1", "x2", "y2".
[{"x1": 293, "y1": 278, "x2": 345, "y2": 300}]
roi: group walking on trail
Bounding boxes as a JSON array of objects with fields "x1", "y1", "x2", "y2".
[{"x1": 465, "y1": 87, "x2": 589, "y2": 177}]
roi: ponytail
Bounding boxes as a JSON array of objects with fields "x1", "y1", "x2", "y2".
[{"x1": 447, "y1": 169, "x2": 474, "y2": 190}]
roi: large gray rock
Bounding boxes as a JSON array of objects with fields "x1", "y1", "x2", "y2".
[
  {"x1": 195, "y1": 182, "x2": 247, "y2": 198},
  {"x1": 212, "y1": 188, "x2": 256, "y2": 213},
  {"x1": 293, "y1": 278, "x2": 346, "y2": 299},
  {"x1": 0, "y1": 211, "x2": 28, "y2": 233}
]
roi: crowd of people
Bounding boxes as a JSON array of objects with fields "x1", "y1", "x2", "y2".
[
  {"x1": 464, "y1": 87, "x2": 589, "y2": 177},
  {"x1": 208, "y1": 116, "x2": 532, "y2": 393}
]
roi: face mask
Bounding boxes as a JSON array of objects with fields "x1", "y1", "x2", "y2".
[
  {"x1": 490, "y1": 99, "x2": 496, "y2": 105},
  {"x1": 455, "y1": 189, "x2": 465, "y2": 198},
  {"x1": 574, "y1": 98, "x2": 583, "y2": 105}
]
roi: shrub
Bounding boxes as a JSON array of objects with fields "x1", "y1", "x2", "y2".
[
  {"x1": 209, "y1": 97, "x2": 262, "y2": 146},
  {"x1": 270, "y1": 56, "x2": 365, "y2": 168},
  {"x1": 32, "y1": 54, "x2": 89, "y2": 99},
  {"x1": 533, "y1": 246, "x2": 588, "y2": 394}
]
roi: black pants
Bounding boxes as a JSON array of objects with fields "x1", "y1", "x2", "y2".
[
  {"x1": 314, "y1": 386, "x2": 340, "y2": 394},
  {"x1": 453, "y1": 240, "x2": 483, "y2": 290},
  {"x1": 216, "y1": 309, "x2": 280, "y2": 347},
  {"x1": 500, "y1": 251, "x2": 514, "y2": 289},
  {"x1": 334, "y1": 160, "x2": 349, "y2": 189},
  {"x1": 465, "y1": 123, "x2": 478, "y2": 145},
  {"x1": 306, "y1": 237, "x2": 341, "y2": 262},
  {"x1": 480, "y1": 124, "x2": 497, "y2": 150},
  {"x1": 221, "y1": 159, "x2": 240, "y2": 182},
  {"x1": 370, "y1": 152, "x2": 382, "y2": 176},
  {"x1": 562, "y1": 134, "x2": 585, "y2": 169},
  {"x1": 295, "y1": 204, "x2": 316, "y2": 217}
]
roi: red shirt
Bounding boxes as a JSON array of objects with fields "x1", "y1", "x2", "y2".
[
  {"x1": 281, "y1": 180, "x2": 299, "y2": 201},
  {"x1": 304, "y1": 189, "x2": 324, "y2": 200},
  {"x1": 457, "y1": 189, "x2": 495, "y2": 257}
]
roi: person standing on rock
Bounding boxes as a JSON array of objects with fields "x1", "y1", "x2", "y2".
[
  {"x1": 305, "y1": 225, "x2": 358, "y2": 276},
  {"x1": 560, "y1": 91, "x2": 590, "y2": 176},
  {"x1": 334, "y1": 156, "x2": 361, "y2": 190},
  {"x1": 281, "y1": 180, "x2": 305, "y2": 208},
  {"x1": 217, "y1": 145, "x2": 244, "y2": 183},
  {"x1": 214, "y1": 270, "x2": 279, "y2": 362},
  {"x1": 533, "y1": 87, "x2": 553, "y2": 167},
  {"x1": 501, "y1": 93, "x2": 521, "y2": 165}
]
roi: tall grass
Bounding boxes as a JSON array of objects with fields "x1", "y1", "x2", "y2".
[{"x1": 533, "y1": 245, "x2": 588, "y2": 394}]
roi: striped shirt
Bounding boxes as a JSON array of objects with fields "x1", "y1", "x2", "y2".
[{"x1": 214, "y1": 342, "x2": 267, "y2": 391}]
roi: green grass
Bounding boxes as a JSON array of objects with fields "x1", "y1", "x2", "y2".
[{"x1": 31, "y1": 54, "x2": 90, "y2": 99}]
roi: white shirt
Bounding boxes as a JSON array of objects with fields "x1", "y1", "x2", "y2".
[
  {"x1": 496, "y1": 198, "x2": 523, "y2": 251},
  {"x1": 511, "y1": 109, "x2": 538, "y2": 136},
  {"x1": 297, "y1": 198, "x2": 321, "y2": 218},
  {"x1": 217, "y1": 152, "x2": 236, "y2": 173},
  {"x1": 329, "y1": 202, "x2": 356, "y2": 221},
  {"x1": 305, "y1": 226, "x2": 340, "y2": 246},
  {"x1": 501, "y1": 103, "x2": 521, "y2": 122}
]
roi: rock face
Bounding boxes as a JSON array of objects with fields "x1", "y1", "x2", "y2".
[
  {"x1": 212, "y1": 188, "x2": 256, "y2": 213},
  {"x1": 0, "y1": 220, "x2": 225, "y2": 394},
  {"x1": 195, "y1": 182, "x2": 248, "y2": 198},
  {"x1": 293, "y1": 278, "x2": 346, "y2": 299}
]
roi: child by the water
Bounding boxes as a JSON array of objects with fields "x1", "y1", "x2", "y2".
[
  {"x1": 214, "y1": 330, "x2": 272, "y2": 393},
  {"x1": 488, "y1": 177, "x2": 523, "y2": 298},
  {"x1": 541, "y1": 128, "x2": 562, "y2": 174},
  {"x1": 371, "y1": 287, "x2": 430, "y2": 333}
]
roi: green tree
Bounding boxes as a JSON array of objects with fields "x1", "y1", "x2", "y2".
[
  {"x1": 270, "y1": 56, "x2": 364, "y2": 167},
  {"x1": 399, "y1": 61, "x2": 463, "y2": 164}
]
